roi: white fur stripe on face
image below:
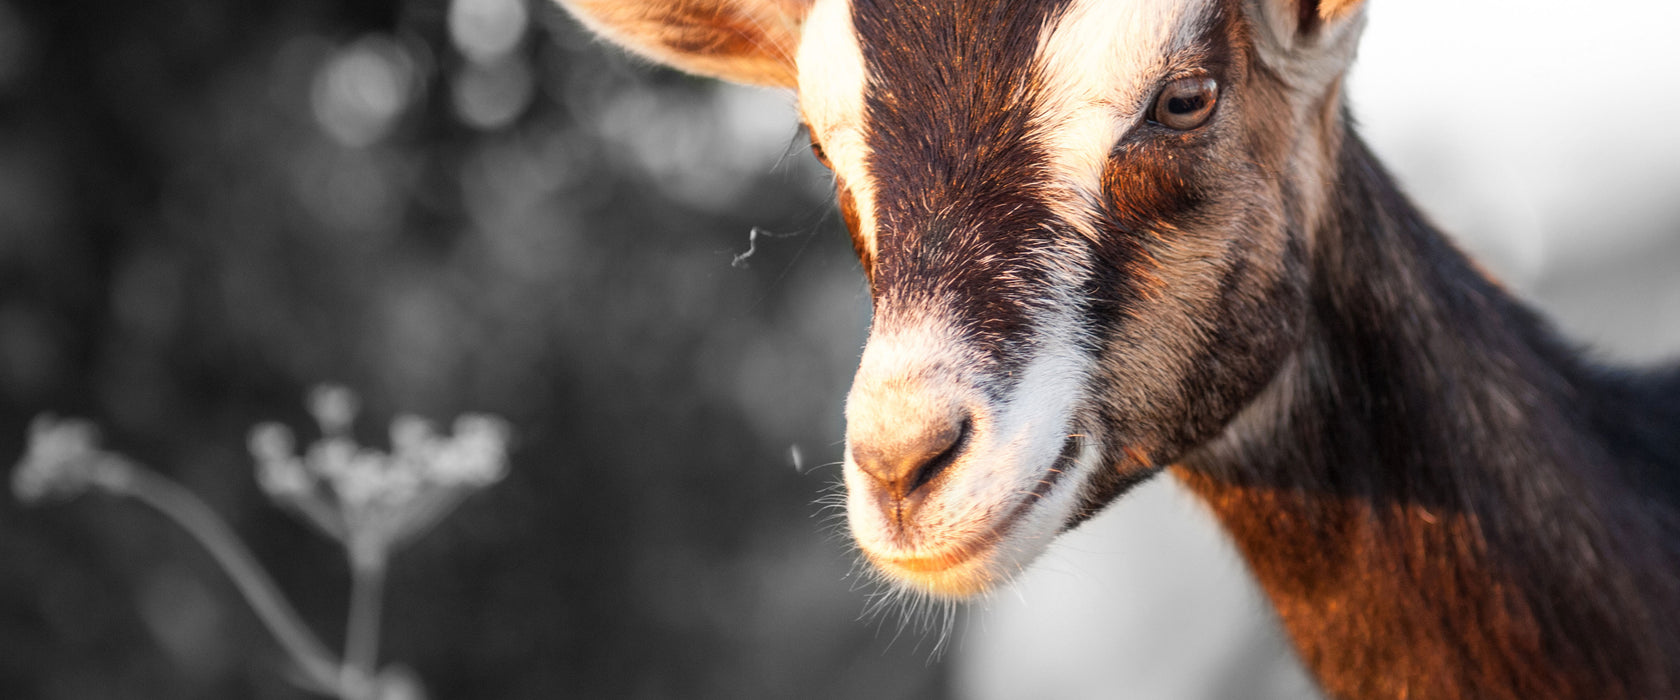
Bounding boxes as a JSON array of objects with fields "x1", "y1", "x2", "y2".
[
  {"x1": 1032, "y1": 0, "x2": 1217, "y2": 209},
  {"x1": 796, "y1": 0, "x2": 878, "y2": 262}
]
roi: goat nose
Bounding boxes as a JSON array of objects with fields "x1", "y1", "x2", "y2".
[{"x1": 851, "y1": 415, "x2": 969, "y2": 498}]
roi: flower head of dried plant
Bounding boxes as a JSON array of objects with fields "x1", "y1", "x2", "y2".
[
  {"x1": 12, "y1": 385, "x2": 512, "y2": 700},
  {"x1": 12, "y1": 415, "x2": 137, "y2": 504},
  {"x1": 248, "y1": 385, "x2": 512, "y2": 564}
]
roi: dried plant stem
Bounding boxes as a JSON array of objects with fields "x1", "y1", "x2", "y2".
[
  {"x1": 342, "y1": 542, "x2": 387, "y2": 700},
  {"x1": 113, "y1": 466, "x2": 341, "y2": 692}
]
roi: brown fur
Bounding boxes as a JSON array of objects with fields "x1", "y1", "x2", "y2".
[{"x1": 1167, "y1": 109, "x2": 1680, "y2": 697}]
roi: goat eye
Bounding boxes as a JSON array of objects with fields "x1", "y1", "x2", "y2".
[
  {"x1": 809, "y1": 139, "x2": 831, "y2": 168},
  {"x1": 1150, "y1": 77, "x2": 1219, "y2": 131}
]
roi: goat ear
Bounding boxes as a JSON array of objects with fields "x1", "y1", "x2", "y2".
[
  {"x1": 1251, "y1": 0, "x2": 1366, "y2": 84},
  {"x1": 1254, "y1": 0, "x2": 1365, "y2": 43},
  {"x1": 1297, "y1": 0, "x2": 1364, "y2": 35},
  {"x1": 557, "y1": 0, "x2": 812, "y2": 88}
]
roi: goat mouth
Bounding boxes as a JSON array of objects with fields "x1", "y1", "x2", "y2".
[{"x1": 871, "y1": 435, "x2": 1081, "y2": 577}]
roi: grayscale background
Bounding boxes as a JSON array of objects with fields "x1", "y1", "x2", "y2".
[{"x1": 0, "y1": 0, "x2": 1673, "y2": 698}]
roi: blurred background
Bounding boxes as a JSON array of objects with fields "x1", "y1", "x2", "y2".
[{"x1": 0, "y1": 0, "x2": 1675, "y2": 699}]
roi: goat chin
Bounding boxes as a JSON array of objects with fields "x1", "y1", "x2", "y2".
[{"x1": 847, "y1": 430, "x2": 1118, "y2": 599}]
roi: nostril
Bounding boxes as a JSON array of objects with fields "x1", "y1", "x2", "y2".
[
  {"x1": 854, "y1": 415, "x2": 971, "y2": 499},
  {"x1": 907, "y1": 417, "x2": 968, "y2": 494}
]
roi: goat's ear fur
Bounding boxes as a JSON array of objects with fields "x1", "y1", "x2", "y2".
[
  {"x1": 1252, "y1": 0, "x2": 1365, "y2": 44},
  {"x1": 558, "y1": 0, "x2": 811, "y2": 88},
  {"x1": 1250, "y1": 0, "x2": 1366, "y2": 87},
  {"x1": 1298, "y1": 0, "x2": 1363, "y2": 35}
]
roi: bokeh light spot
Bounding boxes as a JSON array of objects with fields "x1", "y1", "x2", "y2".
[
  {"x1": 311, "y1": 35, "x2": 418, "y2": 147},
  {"x1": 452, "y1": 58, "x2": 534, "y2": 131},
  {"x1": 449, "y1": 0, "x2": 528, "y2": 65}
]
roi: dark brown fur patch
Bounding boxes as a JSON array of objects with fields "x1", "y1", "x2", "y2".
[{"x1": 851, "y1": 0, "x2": 1075, "y2": 371}]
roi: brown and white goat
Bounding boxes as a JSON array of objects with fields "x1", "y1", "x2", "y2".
[{"x1": 557, "y1": 0, "x2": 1680, "y2": 697}]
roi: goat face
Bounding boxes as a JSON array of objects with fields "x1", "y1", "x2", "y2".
[{"x1": 560, "y1": 0, "x2": 1366, "y2": 597}]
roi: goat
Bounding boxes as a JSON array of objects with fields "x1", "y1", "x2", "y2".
[{"x1": 556, "y1": 0, "x2": 1680, "y2": 697}]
